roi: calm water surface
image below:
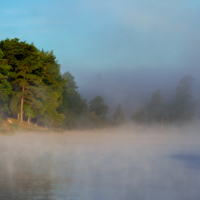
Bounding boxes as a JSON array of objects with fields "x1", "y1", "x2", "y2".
[{"x1": 0, "y1": 125, "x2": 200, "y2": 200}]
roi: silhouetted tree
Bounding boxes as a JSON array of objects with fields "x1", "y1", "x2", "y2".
[
  {"x1": 170, "y1": 74, "x2": 195, "y2": 121},
  {"x1": 89, "y1": 96, "x2": 108, "y2": 123}
]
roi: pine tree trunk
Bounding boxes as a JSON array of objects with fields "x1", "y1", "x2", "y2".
[
  {"x1": 20, "y1": 96, "x2": 23, "y2": 123},
  {"x1": 21, "y1": 86, "x2": 25, "y2": 123},
  {"x1": 28, "y1": 116, "x2": 30, "y2": 123}
]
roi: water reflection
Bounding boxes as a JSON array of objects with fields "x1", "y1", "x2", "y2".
[
  {"x1": 0, "y1": 127, "x2": 200, "y2": 200},
  {"x1": 172, "y1": 154, "x2": 200, "y2": 169},
  {"x1": 0, "y1": 140, "x2": 72, "y2": 200},
  {"x1": 0, "y1": 155, "x2": 72, "y2": 200}
]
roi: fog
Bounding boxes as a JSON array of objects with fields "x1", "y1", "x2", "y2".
[
  {"x1": 74, "y1": 68, "x2": 200, "y2": 119},
  {"x1": 2, "y1": 0, "x2": 200, "y2": 121},
  {"x1": 1, "y1": 1, "x2": 200, "y2": 198},
  {"x1": 1, "y1": 123, "x2": 200, "y2": 200}
]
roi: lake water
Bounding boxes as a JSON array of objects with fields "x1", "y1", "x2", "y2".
[{"x1": 0, "y1": 124, "x2": 200, "y2": 200}]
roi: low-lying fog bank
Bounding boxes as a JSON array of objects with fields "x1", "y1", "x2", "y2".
[{"x1": 0, "y1": 123, "x2": 200, "y2": 200}]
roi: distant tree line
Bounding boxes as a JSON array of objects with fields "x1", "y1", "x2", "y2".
[
  {"x1": 132, "y1": 75, "x2": 195, "y2": 124},
  {"x1": 0, "y1": 38, "x2": 197, "y2": 129}
]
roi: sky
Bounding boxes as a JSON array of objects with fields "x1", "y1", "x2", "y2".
[{"x1": 1, "y1": 0, "x2": 200, "y2": 118}]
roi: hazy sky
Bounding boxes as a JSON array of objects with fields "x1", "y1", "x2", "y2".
[{"x1": 1, "y1": 0, "x2": 200, "y2": 117}]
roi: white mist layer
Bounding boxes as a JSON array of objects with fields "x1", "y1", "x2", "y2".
[{"x1": 0, "y1": 123, "x2": 200, "y2": 200}]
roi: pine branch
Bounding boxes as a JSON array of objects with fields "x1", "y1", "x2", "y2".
[
  {"x1": 24, "y1": 100, "x2": 32, "y2": 104},
  {"x1": 23, "y1": 96, "x2": 33, "y2": 100}
]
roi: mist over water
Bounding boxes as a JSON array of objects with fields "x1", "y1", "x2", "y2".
[{"x1": 1, "y1": 123, "x2": 200, "y2": 200}]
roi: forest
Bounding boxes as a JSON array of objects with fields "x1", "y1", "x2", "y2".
[{"x1": 0, "y1": 38, "x2": 197, "y2": 130}]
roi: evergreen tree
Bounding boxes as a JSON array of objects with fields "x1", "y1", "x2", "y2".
[
  {"x1": 0, "y1": 49, "x2": 12, "y2": 118},
  {"x1": 113, "y1": 104, "x2": 125, "y2": 125},
  {"x1": 89, "y1": 96, "x2": 108, "y2": 123},
  {"x1": 88, "y1": 111, "x2": 102, "y2": 128},
  {"x1": 0, "y1": 38, "x2": 44, "y2": 123},
  {"x1": 24, "y1": 104, "x2": 35, "y2": 123},
  {"x1": 62, "y1": 71, "x2": 77, "y2": 90},
  {"x1": 58, "y1": 72, "x2": 87, "y2": 129},
  {"x1": 0, "y1": 38, "x2": 65, "y2": 126},
  {"x1": 36, "y1": 50, "x2": 65, "y2": 127},
  {"x1": 170, "y1": 75, "x2": 195, "y2": 121}
]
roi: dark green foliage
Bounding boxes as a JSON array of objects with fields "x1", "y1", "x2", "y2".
[
  {"x1": 132, "y1": 107, "x2": 146, "y2": 124},
  {"x1": 0, "y1": 49, "x2": 12, "y2": 118},
  {"x1": 58, "y1": 72, "x2": 87, "y2": 129},
  {"x1": 62, "y1": 71, "x2": 78, "y2": 89},
  {"x1": 0, "y1": 38, "x2": 65, "y2": 126},
  {"x1": 1, "y1": 38, "x2": 91, "y2": 129},
  {"x1": 41, "y1": 91, "x2": 65, "y2": 127},
  {"x1": 113, "y1": 104, "x2": 125, "y2": 125},
  {"x1": 0, "y1": 38, "x2": 44, "y2": 122},
  {"x1": 24, "y1": 104, "x2": 35, "y2": 123},
  {"x1": 88, "y1": 111, "x2": 102, "y2": 128},
  {"x1": 89, "y1": 96, "x2": 108, "y2": 123},
  {"x1": 35, "y1": 50, "x2": 65, "y2": 127},
  {"x1": 1, "y1": 37, "x2": 197, "y2": 130}
]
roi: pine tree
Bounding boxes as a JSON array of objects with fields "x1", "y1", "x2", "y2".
[
  {"x1": 35, "y1": 50, "x2": 66, "y2": 127},
  {"x1": 170, "y1": 75, "x2": 195, "y2": 121},
  {"x1": 89, "y1": 96, "x2": 108, "y2": 123},
  {"x1": 58, "y1": 72, "x2": 87, "y2": 129},
  {"x1": 0, "y1": 38, "x2": 45, "y2": 123},
  {"x1": 0, "y1": 49, "x2": 12, "y2": 118}
]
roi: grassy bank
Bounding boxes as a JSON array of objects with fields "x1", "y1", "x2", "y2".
[{"x1": 0, "y1": 118, "x2": 65, "y2": 134}]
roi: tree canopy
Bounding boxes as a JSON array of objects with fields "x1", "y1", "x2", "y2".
[
  {"x1": 0, "y1": 37, "x2": 198, "y2": 130},
  {"x1": 89, "y1": 96, "x2": 108, "y2": 123},
  {"x1": 0, "y1": 48, "x2": 12, "y2": 119},
  {"x1": 169, "y1": 75, "x2": 195, "y2": 121},
  {"x1": 0, "y1": 38, "x2": 65, "y2": 127},
  {"x1": 58, "y1": 72, "x2": 87, "y2": 129}
]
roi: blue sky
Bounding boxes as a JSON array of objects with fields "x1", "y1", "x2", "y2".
[
  {"x1": 1, "y1": 0, "x2": 200, "y2": 71},
  {"x1": 1, "y1": 0, "x2": 200, "y2": 117}
]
